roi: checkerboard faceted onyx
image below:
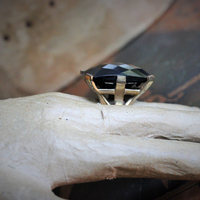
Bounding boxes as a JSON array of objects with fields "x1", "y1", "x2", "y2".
[{"x1": 84, "y1": 64, "x2": 150, "y2": 89}]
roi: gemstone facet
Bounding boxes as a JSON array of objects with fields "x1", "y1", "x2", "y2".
[{"x1": 84, "y1": 63, "x2": 150, "y2": 89}]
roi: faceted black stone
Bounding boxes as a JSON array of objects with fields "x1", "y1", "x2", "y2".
[{"x1": 85, "y1": 63, "x2": 150, "y2": 89}]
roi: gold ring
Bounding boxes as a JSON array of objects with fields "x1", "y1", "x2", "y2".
[{"x1": 81, "y1": 63, "x2": 155, "y2": 105}]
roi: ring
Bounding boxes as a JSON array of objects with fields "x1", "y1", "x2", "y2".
[{"x1": 81, "y1": 63, "x2": 155, "y2": 105}]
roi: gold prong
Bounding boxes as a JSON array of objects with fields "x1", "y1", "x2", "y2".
[
  {"x1": 125, "y1": 75, "x2": 155, "y2": 105},
  {"x1": 115, "y1": 75, "x2": 126, "y2": 105},
  {"x1": 125, "y1": 89, "x2": 140, "y2": 95},
  {"x1": 99, "y1": 89, "x2": 115, "y2": 94}
]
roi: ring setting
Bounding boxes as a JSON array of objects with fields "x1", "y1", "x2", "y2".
[{"x1": 81, "y1": 63, "x2": 155, "y2": 105}]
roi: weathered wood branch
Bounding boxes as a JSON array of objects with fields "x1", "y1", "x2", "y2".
[{"x1": 0, "y1": 92, "x2": 199, "y2": 200}]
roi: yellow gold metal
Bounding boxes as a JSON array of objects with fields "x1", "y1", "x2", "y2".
[
  {"x1": 99, "y1": 89, "x2": 115, "y2": 94},
  {"x1": 115, "y1": 75, "x2": 126, "y2": 105}
]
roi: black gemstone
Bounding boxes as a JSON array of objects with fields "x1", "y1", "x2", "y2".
[
  {"x1": 84, "y1": 63, "x2": 150, "y2": 89},
  {"x1": 94, "y1": 76, "x2": 117, "y2": 89}
]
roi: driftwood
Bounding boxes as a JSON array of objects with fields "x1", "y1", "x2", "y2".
[
  {"x1": 0, "y1": 92, "x2": 200, "y2": 200},
  {"x1": 0, "y1": 0, "x2": 173, "y2": 99}
]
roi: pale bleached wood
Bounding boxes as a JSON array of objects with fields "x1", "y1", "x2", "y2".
[{"x1": 0, "y1": 93, "x2": 199, "y2": 200}]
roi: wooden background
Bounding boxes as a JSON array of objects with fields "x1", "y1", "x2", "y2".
[{"x1": 58, "y1": 0, "x2": 200, "y2": 199}]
